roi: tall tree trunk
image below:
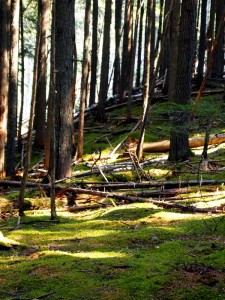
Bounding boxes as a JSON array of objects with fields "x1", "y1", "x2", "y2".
[
  {"x1": 18, "y1": 14, "x2": 41, "y2": 216},
  {"x1": 119, "y1": 0, "x2": 133, "y2": 102},
  {"x1": 96, "y1": 0, "x2": 112, "y2": 122},
  {"x1": 55, "y1": 0, "x2": 75, "y2": 179},
  {"x1": 6, "y1": 0, "x2": 20, "y2": 176},
  {"x1": 206, "y1": 0, "x2": 216, "y2": 78},
  {"x1": 135, "y1": 0, "x2": 144, "y2": 87},
  {"x1": 89, "y1": 0, "x2": 98, "y2": 106},
  {"x1": 168, "y1": 0, "x2": 180, "y2": 102},
  {"x1": 169, "y1": 0, "x2": 197, "y2": 162},
  {"x1": 44, "y1": 0, "x2": 55, "y2": 170},
  {"x1": 113, "y1": 0, "x2": 123, "y2": 95},
  {"x1": 211, "y1": 0, "x2": 225, "y2": 78},
  {"x1": 127, "y1": 0, "x2": 143, "y2": 121},
  {"x1": 0, "y1": 0, "x2": 10, "y2": 178},
  {"x1": 77, "y1": 0, "x2": 91, "y2": 159},
  {"x1": 196, "y1": 0, "x2": 207, "y2": 86},
  {"x1": 159, "y1": 0, "x2": 170, "y2": 79},
  {"x1": 18, "y1": 0, "x2": 25, "y2": 153},
  {"x1": 33, "y1": 0, "x2": 50, "y2": 149},
  {"x1": 136, "y1": 0, "x2": 153, "y2": 160}
]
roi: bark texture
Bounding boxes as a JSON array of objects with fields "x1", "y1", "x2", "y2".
[{"x1": 55, "y1": 0, "x2": 75, "y2": 179}]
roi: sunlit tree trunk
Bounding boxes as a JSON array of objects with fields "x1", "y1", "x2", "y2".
[
  {"x1": 77, "y1": 0, "x2": 91, "y2": 159},
  {"x1": 17, "y1": 0, "x2": 25, "y2": 153},
  {"x1": 33, "y1": 0, "x2": 50, "y2": 149},
  {"x1": 0, "y1": 0, "x2": 10, "y2": 178},
  {"x1": 136, "y1": 0, "x2": 153, "y2": 160},
  {"x1": 6, "y1": 0, "x2": 20, "y2": 176}
]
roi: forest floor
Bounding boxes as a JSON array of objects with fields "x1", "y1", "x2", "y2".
[{"x1": 1, "y1": 90, "x2": 225, "y2": 299}]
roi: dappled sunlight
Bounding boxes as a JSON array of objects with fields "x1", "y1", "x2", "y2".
[
  {"x1": 40, "y1": 249, "x2": 128, "y2": 259},
  {"x1": 153, "y1": 211, "x2": 207, "y2": 222}
]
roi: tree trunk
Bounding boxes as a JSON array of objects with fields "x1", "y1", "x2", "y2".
[
  {"x1": 0, "y1": 0, "x2": 9, "y2": 178},
  {"x1": 77, "y1": 0, "x2": 91, "y2": 159},
  {"x1": 127, "y1": 0, "x2": 143, "y2": 121},
  {"x1": 169, "y1": 0, "x2": 197, "y2": 162},
  {"x1": 96, "y1": 0, "x2": 112, "y2": 122},
  {"x1": 135, "y1": 0, "x2": 144, "y2": 87},
  {"x1": 168, "y1": 0, "x2": 180, "y2": 102},
  {"x1": 33, "y1": 0, "x2": 50, "y2": 149},
  {"x1": 196, "y1": 0, "x2": 207, "y2": 86},
  {"x1": 6, "y1": 0, "x2": 20, "y2": 176},
  {"x1": 89, "y1": 0, "x2": 98, "y2": 106},
  {"x1": 206, "y1": 0, "x2": 216, "y2": 78},
  {"x1": 17, "y1": 0, "x2": 25, "y2": 153},
  {"x1": 136, "y1": 0, "x2": 153, "y2": 159},
  {"x1": 119, "y1": 0, "x2": 133, "y2": 102},
  {"x1": 55, "y1": 0, "x2": 75, "y2": 179},
  {"x1": 113, "y1": 0, "x2": 123, "y2": 95},
  {"x1": 211, "y1": 0, "x2": 225, "y2": 78}
]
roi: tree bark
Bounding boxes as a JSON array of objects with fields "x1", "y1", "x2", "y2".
[
  {"x1": 0, "y1": 0, "x2": 10, "y2": 178},
  {"x1": 33, "y1": 0, "x2": 50, "y2": 149},
  {"x1": 6, "y1": 0, "x2": 20, "y2": 176},
  {"x1": 89, "y1": 0, "x2": 98, "y2": 106},
  {"x1": 113, "y1": 0, "x2": 123, "y2": 95},
  {"x1": 96, "y1": 0, "x2": 112, "y2": 122},
  {"x1": 169, "y1": 0, "x2": 197, "y2": 162},
  {"x1": 211, "y1": 0, "x2": 225, "y2": 78},
  {"x1": 119, "y1": 0, "x2": 133, "y2": 102},
  {"x1": 167, "y1": 0, "x2": 180, "y2": 102},
  {"x1": 55, "y1": 0, "x2": 75, "y2": 179},
  {"x1": 196, "y1": 0, "x2": 207, "y2": 86},
  {"x1": 135, "y1": 0, "x2": 144, "y2": 87},
  {"x1": 77, "y1": 0, "x2": 91, "y2": 159}
]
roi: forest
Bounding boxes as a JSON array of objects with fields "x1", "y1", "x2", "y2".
[{"x1": 1, "y1": 0, "x2": 225, "y2": 299}]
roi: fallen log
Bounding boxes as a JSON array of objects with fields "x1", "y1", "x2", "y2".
[
  {"x1": 140, "y1": 133, "x2": 225, "y2": 153},
  {"x1": 0, "y1": 179, "x2": 225, "y2": 190}
]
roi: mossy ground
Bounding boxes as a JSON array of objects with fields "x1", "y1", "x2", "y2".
[
  {"x1": 1, "y1": 95, "x2": 225, "y2": 299},
  {"x1": 1, "y1": 206, "x2": 225, "y2": 299}
]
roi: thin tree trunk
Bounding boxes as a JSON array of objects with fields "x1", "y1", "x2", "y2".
[
  {"x1": 18, "y1": 0, "x2": 25, "y2": 153},
  {"x1": 127, "y1": 0, "x2": 143, "y2": 121},
  {"x1": 168, "y1": 0, "x2": 180, "y2": 102},
  {"x1": 211, "y1": 0, "x2": 225, "y2": 78},
  {"x1": 196, "y1": 0, "x2": 207, "y2": 86},
  {"x1": 113, "y1": 0, "x2": 123, "y2": 95},
  {"x1": 96, "y1": 0, "x2": 112, "y2": 122},
  {"x1": 136, "y1": 0, "x2": 153, "y2": 159},
  {"x1": 89, "y1": 0, "x2": 98, "y2": 106},
  {"x1": 119, "y1": 0, "x2": 133, "y2": 102},
  {"x1": 33, "y1": 0, "x2": 50, "y2": 149},
  {"x1": 135, "y1": 0, "x2": 144, "y2": 87},
  {"x1": 0, "y1": 0, "x2": 10, "y2": 178},
  {"x1": 77, "y1": 0, "x2": 91, "y2": 159},
  {"x1": 18, "y1": 24, "x2": 41, "y2": 216},
  {"x1": 206, "y1": 0, "x2": 216, "y2": 78},
  {"x1": 6, "y1": 0, "x2": 20, "y2": 176}
]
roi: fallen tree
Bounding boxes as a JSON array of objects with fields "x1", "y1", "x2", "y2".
[{"x1": 137, "y1": 133, "x2": 225, "y2": 153}]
